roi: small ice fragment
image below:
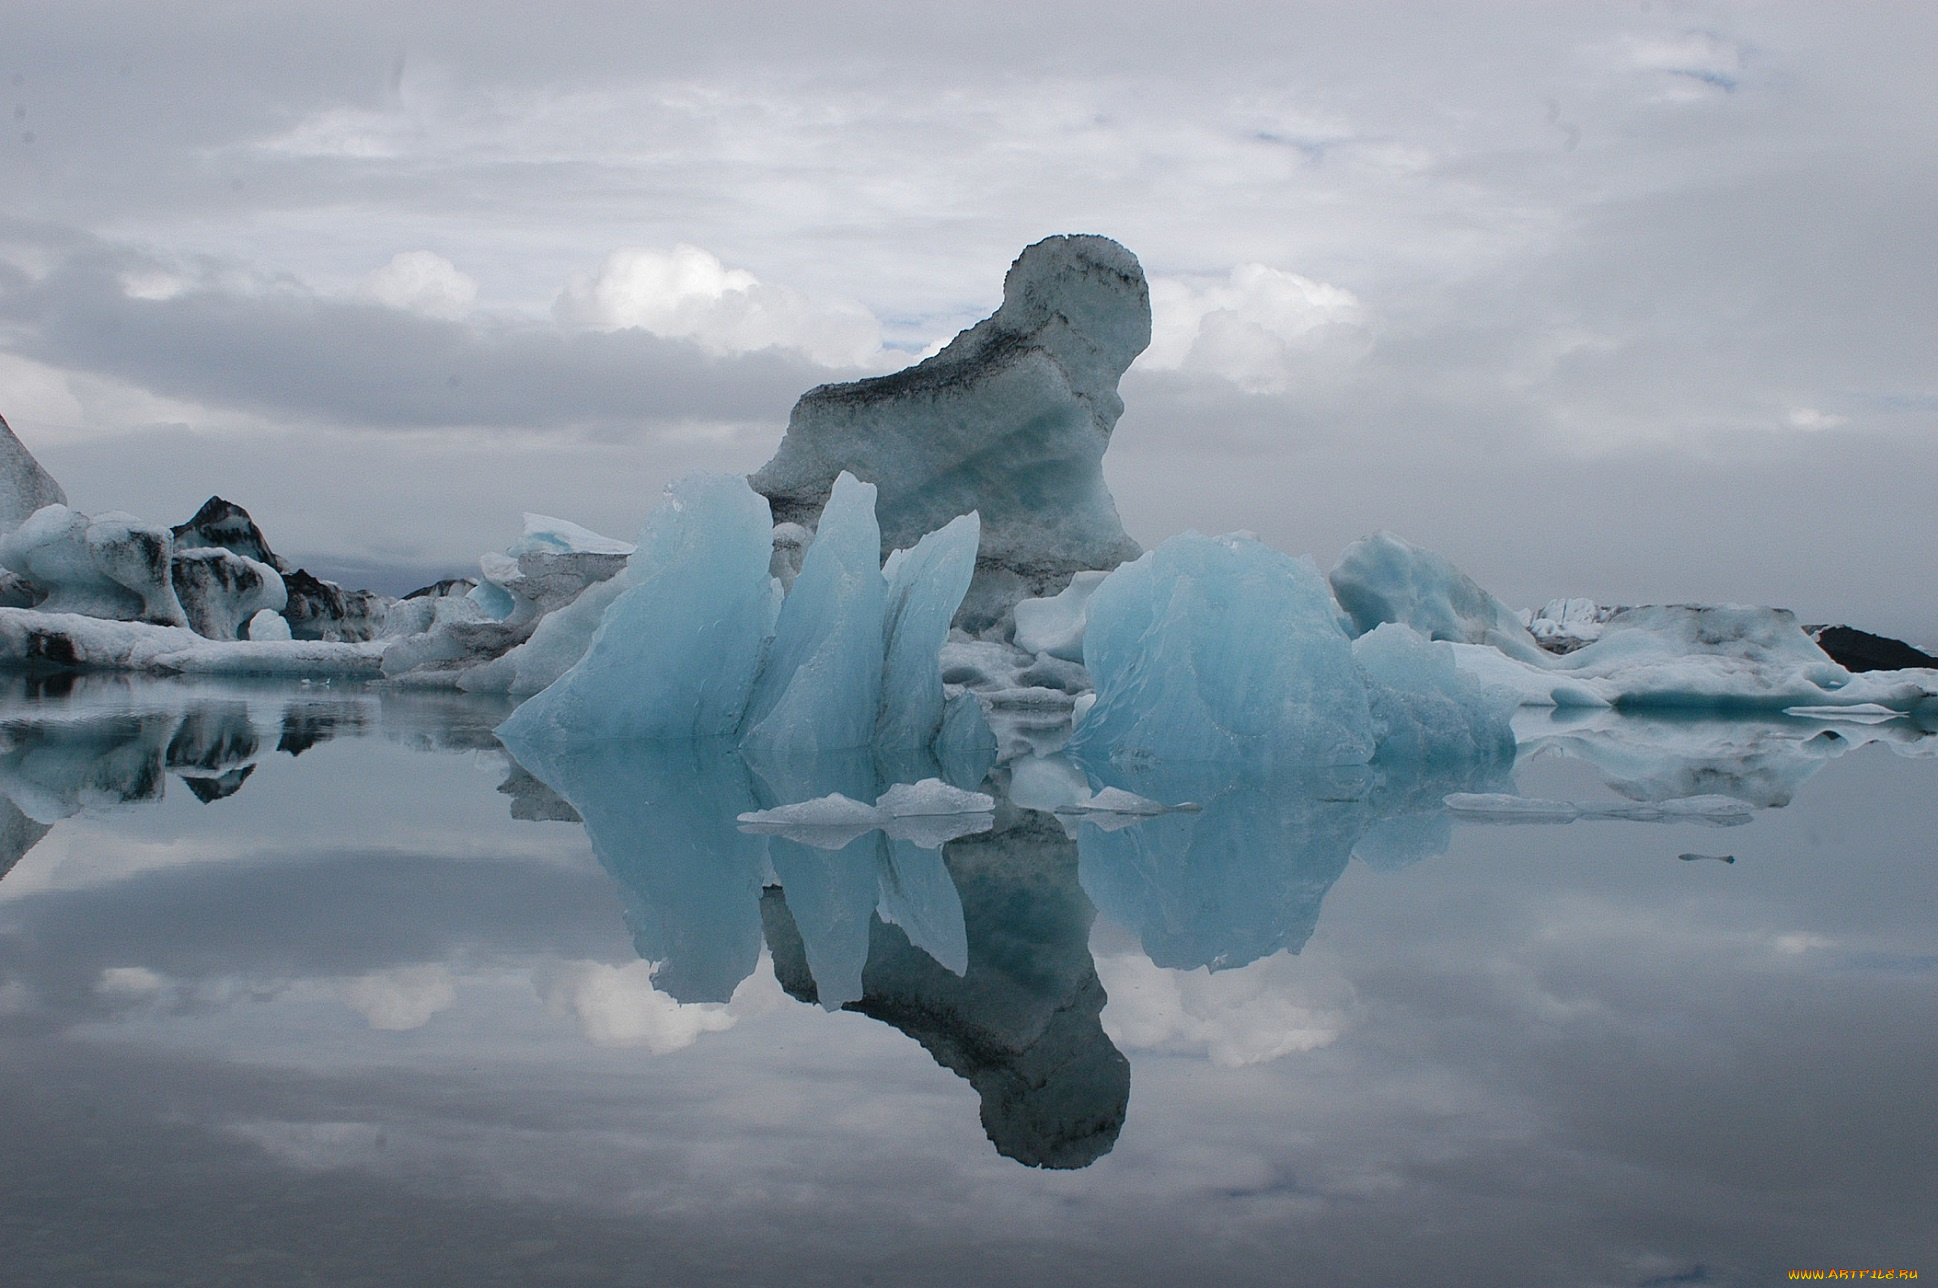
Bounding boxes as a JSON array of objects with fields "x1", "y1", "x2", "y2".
[
  {"x1": 1783, "y1": 703, "x2": 1901, "y2": 723},
  {"x1": 874, "y1": 779, "x2": 995, "y2": 817},
  {"x1": 736, "y1": 792, "x2": 881, "y2": 831},
  {"x1": 1443, "y1": 793, "x2": 1583, "y2": 823},
  {"x1": 246, "y1": 608, "x2": 292, "y2": 641}
]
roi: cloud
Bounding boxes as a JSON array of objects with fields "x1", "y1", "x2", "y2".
[
  {"x1": 1141, "y1": 264, "x2": 1371, "y2": 394},
  {"x1": 339, "y1": 964, "x2": 458, "y2": 1031},
  {"x1": 0, "y1": 241, "x2": 819, "y2": 436},
  {"x1": 536, "y1": 959, "x2": 741, "y2": 1053},
  {"x1": 556, "y1": 244, "x2": 888, "y2": 369},
  {"x1": 1096, "y1": 948, "x2": 1352, "y2": 1068},
  {"x1": 363, "y1": 251, "x2": 478, "y2": 321}
]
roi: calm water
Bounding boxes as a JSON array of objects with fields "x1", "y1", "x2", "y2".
[{"x1": 0, "y1": 676, "x2": 1932, "y2": 1286}]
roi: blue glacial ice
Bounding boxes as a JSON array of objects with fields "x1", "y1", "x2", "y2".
[
  {"x1": 741, "y1": 472, "x2": 887, "y2": 757},
  {"x1": 1329, "y1": 531, "x2": 1549, "y2": 664},
  {"x1": 498, "y1": 472, "x2": 780, "y2": 744},
  {"x1": 879, "y1": 513, "x2": 980, "y2": 750},
  {"x1": 1069, "y1": 531, "x2": 1376, "y2": 769}
]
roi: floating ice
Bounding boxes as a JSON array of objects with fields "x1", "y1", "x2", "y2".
[
  {"x1": 497, "y1": 472, "x2": 779, "y2": 743},
  {"x1": 1013, "y1": 570, "x2": 1109, "y2": 662},
  {"x1": 1522, "y1": 597, "x2": 1618, "y2": 654},
  {"x1": 1071, "y1": 531, "x2": 1375, "y2": 768},
  {"x1": 741, "y1": 472, "x2": 886, "y2": 757},
  {"x1": 753, "y1": 235, "x2": 1148, "y2": 630},
  {"x1": 737, "y1": 777, "x2": 996, "y2": 848},
  {"x1": 1, "y1": 505, "x2": 188, "y2": 626},
  {"x1": 0, "y1": 609, "x2": 385, "y2": 676},
  {"x1": 1353, "y1": 622, "x2": 1517, "y2": 766},
  {"x1": 246, "y1": 608, "x2": 292, "y2": 642},
  {"x1": 1330, "y1": 531, "x2": 1549, "y2": 664},
  {"x1": 877, "y1": 512, "x2": 979, "y2": 750},
  {"x1": 171, "y1": 548, "x2": 287, "y2": 641}
]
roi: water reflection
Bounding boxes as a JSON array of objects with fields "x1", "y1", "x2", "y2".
[{"x1": 1, "y1": 676, "x2": 1933, "y2": 1177}]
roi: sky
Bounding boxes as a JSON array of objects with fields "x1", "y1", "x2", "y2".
[{"x1": 1, "y1": 0, "x2": 1933, "y2": 639}]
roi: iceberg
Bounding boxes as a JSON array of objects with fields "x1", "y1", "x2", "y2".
[
  {"x1": 1071, "y1": 531, "x2": 1375, "y2": 768},
  {"x1": 752, "y1": 235, "x2": 1148, "y2": 631},
  {"x1": 878, "y1": 512, "x2": 980, "y2": 750},
  {"x1": 498, "y1": 472, "x2": 779, "y2": 744},
  {"x1": 0, "y1": 412, "x2": 67, "y2": 534},
  {"x1": 171, "y1": 548, "x2": 287, "y2": 641},
  {"x1": 1330, "y1": 531, "x2": 1549, "y2": 664},
  {"x1": 1012, "y1": 570, "x2": 1109, "y2": 663},
  {"x1": 1353, "y1": 622, "x2": 1517, "y2": 767},
  {"x1": 1, "y1": 505, "x2": 188, "y2": 626},
  {"x1": 740, "y1": 472, "x2": 886, "y2": 756}
]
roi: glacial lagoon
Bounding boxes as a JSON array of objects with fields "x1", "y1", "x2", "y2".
[{"x1": 1, "y1": 675, "x2": 1931, "y2": 1286}]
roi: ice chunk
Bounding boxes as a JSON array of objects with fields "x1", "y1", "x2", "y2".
[
  {"x1": 458, "y1": 572, "x2": 628, "y2": 696},
  {"x1": 738, "y1": 791, "x2": 882, "y2": 832},
  {"x1": 0, "y1": 506, "x2": 189, "y2": 626},
  {"x1": 1071, "y1": 531, "x2": 1375, "y2": 768},
  {"x1": 1352, "y1": 623, "x2": 1517, "y2": 766},
  {"x1": 246, "y1": 608, "x2": 292, "y2": 642},
  {"x1": 497, "y1": 472, "x2": 779, "y2": 744},
  {"x1": 0, "y1": 607, "x2": 384, "y2": 676},
  {"x1": 1554, "y1": 605, "x2": 1935, "y2": 711},
  {"x1": 752, "y1": 235, "x2": 1148, "y2": 630},
  {"x1": 508, "y1": 513, "x2": 636, "y2": 558},
  {"x1": 170, "y1": 548, "x2": 287, "y2": 640},
  {"x1": 1330, "y1": 531, "x2": 1549, "y2": 664},
  {"x1": 740, "y1": 472, "x2": 885, "y2": 756},
  {"x1": 769, "y1": 522, "x2": 812, "y2": 593},
  {"x1": 0, "y1": 412, "x2": 66, "y2": 534},
  {"x1": 169, "y1": 496, "x2": 290, "y2": 572},
  {"x1": 876, "y1": 779, "x2": 996, "y2": 817},
  {"x1": 282, "y1": 569, "x2": 390, "y2": 642},
  {"x1": 1012, "y1": 570, "x2": 1109, "y2": 662},
  {"x1": 877, "y1": 512, "x2": 979, "y2": 749},
  {"x1": 1524, "y1": 597, "x2": 1619, "y2": 654}
]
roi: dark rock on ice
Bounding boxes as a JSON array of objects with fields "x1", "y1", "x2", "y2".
[
  {"x1": 0, "y1": 411, "x2": 67, "y2": 533},
  {"x1": 170, "y1": 496, "x2": 290, "y2": 573},
  {"x1": 1808, "y1": 625, "x2": 1938, "y2": 673},
  {"x1": 752, "y1": 234, "x2": 1149, "y2": 632}
]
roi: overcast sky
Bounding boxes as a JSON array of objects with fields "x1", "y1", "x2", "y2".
[{"x1": 2, "y1": 1, "x2": 1933, "y2": 637}]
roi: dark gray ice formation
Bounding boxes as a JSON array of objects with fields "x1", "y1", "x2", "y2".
[
  {"x1": 171, "y1": 496, "x2": 291, "y2": 573},
  {"x1": 0, "y1": 412, "x2": 66, "y2": 534},
  {"x1": 763, "y1": 808, "x2": 1129, "y2": 1170},
  {"x1": 751, "y1": 234, "x2": 1149, "y2": 631}
]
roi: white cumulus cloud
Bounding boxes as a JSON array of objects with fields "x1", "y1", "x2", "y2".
[
  {"x1": 554, "y1": 244, "x2": 886, "y2": 369},
  {"x1": 338, "y1": 964, "x2": 458, "y2": 1031},
  {"x1": 1141, "y1": 263, "x2": 1371, "y2": 394},
  {"x1": 1096, "y1": 949, "x2": 1352, "y2": 1068},
  {"x1": 363, "y1": 251, "x2": 479, "y2": 320},
  {"x1": 536, "y1": 959, "x2": 740, "y2": 1053}
]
